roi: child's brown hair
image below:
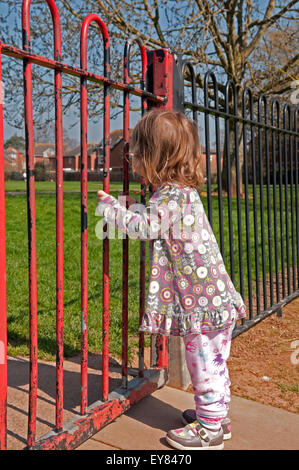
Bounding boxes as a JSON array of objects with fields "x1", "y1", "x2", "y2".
[{"x1": 131, "y1": 109, "x2": 205, "y2": 190}]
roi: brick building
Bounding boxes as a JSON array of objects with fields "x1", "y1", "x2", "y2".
[
  {"x1": 4, "y1": 132, "x2": 222, "y2": 183},
  {"x1": 4, "y1": 147, "x2": 26, "y2": 172}
]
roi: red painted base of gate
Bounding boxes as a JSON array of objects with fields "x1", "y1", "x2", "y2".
[{"x1": 30, "y1": 368, "x2": 167, "y2": 450}]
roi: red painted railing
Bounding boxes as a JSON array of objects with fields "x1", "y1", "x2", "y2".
[{"x1": 0, "y1": 0, "x2": 173, "y2": 450}]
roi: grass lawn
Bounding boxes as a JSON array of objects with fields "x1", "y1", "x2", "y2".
[
  {"x1": 5, "y1": 189, "x2": 152, "y2": 362},
  {"x1": 4, "y1": 181, "x2": 297, "y2": 362},
  {"x1": 5, "y1": 180, "x2": 142, "y2": 193}
]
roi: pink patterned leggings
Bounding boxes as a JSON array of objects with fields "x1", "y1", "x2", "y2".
[{"x1": 183, "y1": 322, "x2": 235, "y2": 431}]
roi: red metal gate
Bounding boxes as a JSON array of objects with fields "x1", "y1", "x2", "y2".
[{"x1": 0, "y1": 0, "x2": 176, "y2": 450}]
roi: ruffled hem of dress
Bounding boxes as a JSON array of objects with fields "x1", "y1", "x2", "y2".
[
  {"x1": 139, "y1": 322, "x2": 234, "y2": 337},
  {"x1": 140, "y1": 301, "x2": 246, "y2": 336}
]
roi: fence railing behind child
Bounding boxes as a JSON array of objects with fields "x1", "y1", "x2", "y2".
[{"x1": 179, "y1": 58, "x2": 299, "y2": 338}]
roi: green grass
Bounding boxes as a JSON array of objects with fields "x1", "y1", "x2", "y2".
[
  {"x1": 5, "y1": 180, "x2": 142, "y2": 193},
  {"x1": 5, "y1": 189, "x2": 151, "y2": 362},
  {"x1": 4, "y1": 182, "x2": 297, "y2": 362}
]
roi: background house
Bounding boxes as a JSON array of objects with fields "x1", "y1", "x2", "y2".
[
  {"x1": 4, "y1": 147, "x2": 26, "y2": 172},
  {"x1": 62, "y1": 143, "x2": 99, "y2": 172},
  {"x1": 4, "y1": 132, "x2": 223, "y2": 183}
]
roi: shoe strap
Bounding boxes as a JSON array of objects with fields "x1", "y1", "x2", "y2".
[
  {"x1": 188, "y1": 421, "x2": 210, "y2": 441},
  {"x1": 198, "y1": 428, "x2": 209, "y2": 441}
]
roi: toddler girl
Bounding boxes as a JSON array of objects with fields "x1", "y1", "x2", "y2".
[{"x1": 96, "y1": 109, "x2": 246, "y2": 450}]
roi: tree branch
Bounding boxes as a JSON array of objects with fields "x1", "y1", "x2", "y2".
[
  {"x1": 245, "y1": 0, "x2": 277, "y2": 58},
  {"x1": 248, "y1": 0, "x2": 299, "y2": 29}
]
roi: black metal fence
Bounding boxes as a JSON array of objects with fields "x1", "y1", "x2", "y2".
[{"x1": 175, "y1": 56, "x2": 299, "y2": 337}]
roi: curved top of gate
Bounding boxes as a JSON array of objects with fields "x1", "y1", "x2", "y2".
[
  {"x1": 282, "y1": 101, "x2": 292, "y2": 130},
  {"x1": 224, "y1": 79, "x2": 238, "y2": 115},
  {"x1": 124, "y1": 36, "x2": 147, "y2": 85},
  {"x1": 203, "y1": 71, "x2": 219, "y2": 110},
  {"x1": 257, "y1": 93, "x2": 268, "y2": 124},
  {"x1": 271, "y1": 98, "x2": 281, "y2": 127},
  {"x1": 22, "y1": 0, "x2": 62, "y2": 60},
  {"x1": 181, "y1": 61, "x2": 197, "y2": 99},
  {"x1": 241, "y1": 87, "x2": 254, "y2": 120},
  {"x1": 180, "y1": 61, "x2": 198, "y2": 122},
  {"x1": 80, "y1": 14, "x2": 110, "y2": 77}
]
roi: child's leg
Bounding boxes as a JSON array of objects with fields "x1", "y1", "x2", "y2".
[{"x1": 183, "y1": 322, "x2": 235, "y2": 431}]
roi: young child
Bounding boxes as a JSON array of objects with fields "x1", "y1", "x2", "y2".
[{"x1": 96, "y1": 109, "x2": 246, "y2": 450}]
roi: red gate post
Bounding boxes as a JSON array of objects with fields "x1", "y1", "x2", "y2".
[
  {"x1": 22, "y1": 0, "x2": 39, "y2": 447},
  {"x1": 146, "y1": 49, "x2": 185, "y2": 378},
  {"x1": 122, "y1": 40, "x2": 130, "y2": 389},
  {"x1": 146, "y1": 49, "x2": 175, "y2": 373}
]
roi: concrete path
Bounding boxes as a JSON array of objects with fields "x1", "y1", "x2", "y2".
[
  {"x1": 78, "y1": 385, "x2": 299, "y2": 451},
  {"x1": 6, "y1": 355, "x2": 299, "y2": 450}
]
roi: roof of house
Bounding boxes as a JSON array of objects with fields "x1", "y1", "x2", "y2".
[
  {"x1": 34, "y1": 142, "x2": 71, "y2": 156},
  {"x1": 5, "y1": 147, "x2": 20, "y2": 155},
  {"x1": 63, "y1": 143, "x2": 98, "y2": 157},
  {"x1": 4, "y1": 150, "x2": 13, "y2": 162},
  {"x1": 99, "y1": 129, "x2": 134, "y2": 150}
]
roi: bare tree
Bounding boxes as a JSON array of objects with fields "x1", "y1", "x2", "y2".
[{"x1": 1, "y1": 0, "x2": 298, "y2": 195}]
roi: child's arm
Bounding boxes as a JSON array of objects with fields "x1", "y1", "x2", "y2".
[{"x1": 96, "y1": 188, "x2": 181, "y2": 241}]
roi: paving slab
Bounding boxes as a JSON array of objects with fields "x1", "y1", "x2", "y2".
[
  {"x1": 77, "y1": 439, "x2": 119, "y2": 450},
  {"x1": 6, "y1": 354, "x2": 128, "y2": 450},
  {"x1": 78, "y1": 386, "x2": 299, "y2": 450}
]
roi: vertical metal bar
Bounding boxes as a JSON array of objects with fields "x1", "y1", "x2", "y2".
[
  {"x1": 0, "y1": 50, "x2": 7, "y2": 451},
  {"x1": 250, "y1": 95, "x2": 260, "y2": 316},
  {"x1": 271, "y1": 100, "x2": 280, "y2": 303},
  {"x1": 80, "y1": 14, "x2": 111, "y2": 405},
  {"x1": 52, "y1": 6, "x2": 64, "y2": 433},
  {"x1": 242, "y1": 89, "x2": 253, "y2": 319},
  {"x1": 182, "y1": 62, "x2": 197, "y2": 124},
  {"x1": 22, "y1": 0, "x2": 65, "y2": 441},
  {"x1": 139, "y1": 179, "x2": 146, "y2": 379},
  {"x1": 233, "y1": 87, "x2": 245, "y2": 306},
  {"x1": 288, "y1": 107, "x2": 296, "y2": 291},
  {"x1": 203, "y1": 72, "x2": 213, "y2": 228},
  {"x1": 123, "y1": 37, "x2": 148, "y2": 381},
  {"x1": 212, "y1": 77, "x2": 224, "y2": 259},
  {"x1": 80, "y1": 72, "x2": 88, "y2": 414},
  {"x1": 283, "y1": 105, "x2": 291, "y2": 295},
  {"x1": 278, "y1": 104, "x2": 285, "y2": 298},
  {"x1": 190, "y1": 67, "x2": 197, "y2": 125},
  {"x1": 22, "y1": 2, "x2": 38, "y2": 448},
  {"x1": 264, "y1": 99, "x2": 274, "y2": 306},
  {"x1": 224, "y1": 81, "x2": 235, "y2": 284},
  {"x1": 138, "y1": 44, "x2": 148, "y2": 379},
  {"x1": 80, "y1": 19, "x2": 89, "y2": 416},
  {"x1": 102, "y1": 22, "x2": 111, "y2": 403},
  {"x1": 294, "y1": 107, "x2": 299, "y2": 289},
  {"x1": 122, "y1": 41, "x2": 130, "y2": 388},
  {"x1": 257, "y1": 96, "x2": 267, "y2": 310}
]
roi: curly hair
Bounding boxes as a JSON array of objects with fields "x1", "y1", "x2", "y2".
[{"x1": 131, "y1": 109, "x2": 205, "y2": 191}]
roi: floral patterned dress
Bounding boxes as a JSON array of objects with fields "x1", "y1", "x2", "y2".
[{"x1": 96, "y1": 182, "x2": 247, "y2": 336}]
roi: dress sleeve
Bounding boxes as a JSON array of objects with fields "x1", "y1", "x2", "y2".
[{"x1": 95, "y1": 186, "x2": 183, "y2": 241}]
